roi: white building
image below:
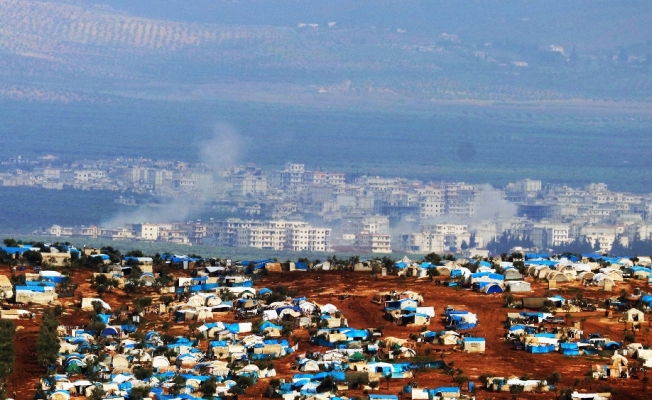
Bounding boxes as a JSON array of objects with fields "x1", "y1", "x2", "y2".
[
  {"x1": 286, "y1": 227, "x2": 332, "y2": 252},
  {"x1": 530, "y1": 223, "x2": 571, "y2": 249},
  {"x1": 399, "y1": 232, "x2": 445, "y2": 254},
  {"x1": 354, "y1": 233, "x2": 392, "y2": 253}
]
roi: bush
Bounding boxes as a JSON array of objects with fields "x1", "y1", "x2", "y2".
[
  {"x1": 133, "y1": 366, "x2": 154, "y2": 380},
  {"x1": 129, "y1": 385, "x2": 151, "y2": 400}
]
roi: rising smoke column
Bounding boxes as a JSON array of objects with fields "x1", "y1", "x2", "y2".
[{"x1": 102, "y1": 124, "x2": 245, "y2": 228}]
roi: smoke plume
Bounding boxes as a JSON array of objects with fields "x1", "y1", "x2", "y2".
[{"x1": 103, "y1": 124, "x2": 244, "y2": 228}]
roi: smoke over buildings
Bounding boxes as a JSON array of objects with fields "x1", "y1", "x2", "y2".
[{"x1": 103, "y1": 124, "x2": 244, "y2": 228}]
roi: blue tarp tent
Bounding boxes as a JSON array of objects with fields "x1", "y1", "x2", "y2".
[
  {"x1": 101, "y1": 327, "x2": 119, "y2": 337},
  {"x1": 525, "y1": 253, "x2": 550, "y2": 260},
  {"x1": 526, "y1": 344, "x2": 556, "y2": 353},
  {"x1": 560, "y1": 343, "x2": 580, "y2": 356},
  {"x1": 295, "y1": 262, "x2": 309, "y2": 270}
]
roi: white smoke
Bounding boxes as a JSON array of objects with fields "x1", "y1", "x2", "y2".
[
  {"x1": 392, "y1": 184, "x2": 517, "y2": 241},
  {"x1": 103, "y1": 124, "x2": 245, "y2": 228},
  {"x1": 200, "y1": 124, "x2": 244, "y2": 174},
  {"x1": 473, "y1": 184, "x2": 517, "y2": 221}
]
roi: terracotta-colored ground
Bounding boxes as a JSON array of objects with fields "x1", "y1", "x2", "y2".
[
  {"x1": 250, "y1": 271, "x2": 652, "y2": 400},
  {"x1": 3, "y1": 266, "x2": 651, "y2": 400}
]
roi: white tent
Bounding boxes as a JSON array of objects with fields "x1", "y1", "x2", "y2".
[
  {"x1": 262, "y1": 310, "x2": 278, "y2": 321},
  {"x1": 321, "y1": 304, "x2": 338, "y2": 314},
  {"x1": 300, "y1": 360, "x2": 320, "y2": 372},
  {"x1": 81, "y1": 298, "x2": 111, "y2": 311},
  {"x1": 299, "y1": 302, "x2": 317, "y2": 313}
]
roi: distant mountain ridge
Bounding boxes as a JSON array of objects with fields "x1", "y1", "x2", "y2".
[
  {"x1": 0, "y1": 0, "x2": 651, "y2": 106},
  {"x1": 0, "y1": 0, "x2": 286, "y2": 54}
]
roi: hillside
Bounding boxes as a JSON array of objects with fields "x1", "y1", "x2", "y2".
[{"x1": 0, "y1": 1, "x2": 651, "y2": 107}]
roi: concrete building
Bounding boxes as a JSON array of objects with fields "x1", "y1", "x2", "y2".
[
  {"x1": 399, "y1": 232, "x2": 445, "y2": 254},
  {"x1": 354, "y1": 232, "x2": 392, "y2": 253},
  {"x1": 286, "y1": 227, "x2": 332, "y2": 252},
  {"x1": 135, "y1": 223, "x2": 173, "y2": 241},
  {"x1": 530, "y1": 223, "x2": 571, "y2": 249},
  {"x1": 580, "y1": 225, "x2": 624, "y2": 253}
]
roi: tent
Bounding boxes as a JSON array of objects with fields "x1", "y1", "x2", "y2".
[
  {"x1": 578, "y1": 271, "x2": 595, "y2": 281},
  {"x1": 101, "y1": 326, "x2": 120, "y2": 337},
  {"x1": 111, "y1": 355, "x2": 129, "y2": 369},
  {"x1": 321, "y1": 304, "x2": 338, "y2": 314},
  {"x1": 480, "y1": 283, "x2": 504, "y2": 294},
  {"x1": 50, "y1": 391, "x2": 71, "y2": 400},
  {"x1": 546, "y1": 271, "x2": 570, "y2": 282},
  {"x1": 300, "y1": 360, "x2": 320, "y2": 372},
  {"x1": 81, "y1": 298, "x2": 111, "y2": 312},
  {"x1": 503, "y1": 269, "x2": 523, "y2": 281},
  {"x1": 506, "y1": 281, "x2": 531, "y2": 292}
]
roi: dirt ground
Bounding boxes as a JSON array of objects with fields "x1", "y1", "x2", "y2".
[
  {"x1": 3, "y1": 265, "x2": 652, "y2": 400},
  {"x1": 252, "y1": 271, "x2": 652, "y2": 400}
]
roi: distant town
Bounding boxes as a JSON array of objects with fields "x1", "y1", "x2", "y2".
[{"x1": 4, "y1": 155, "x2": 652, "y2": 256}]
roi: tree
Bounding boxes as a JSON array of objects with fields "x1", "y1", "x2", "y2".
[
  {"x1": 88, "y1": 386, "x2": 105, "y2": 400},
  {"x1": 10, "y1": 274, "x2": 25, "y2": 286},
  {"x1": 169, "y1": 375, "x2": 187, "y2": 396},
  {"x1": 95, "y1": 284, "x2": 106, "y2": 298},
  {"x1": 509, "y1": 384, "x2": 524, "y2": 399},
  {"x1": 200, "y1": 377, "x2": 218, "y2": 399},
  {"x1": 133, "y1": 296, "x2": 152, "y2": 313},
  {"x1": 593, "y1": 239, "x2": 601, "y2": 252},
  {"x1": 133, "y1": 367, "x2": 154, "y2": 380},
  {"x1": 36, "y1": 310, "x2": 60, "y2": 371},
  {"x1": 85, "y1": 315, "x2": 106, "y2": 337},
  {"x1": 504, "y1": 293, "x2": 514, "y2": 306},
  {"x1": 478, "y1": 374, "x2": 491, "y2": 389},
  {"x1": 547, "y1": 371, "x2": 561, "y2": 388},
  {"x1": 426, "y1": 267, "x2": 440, "y2": 281},
  {"x1": 469, "y1": 233, "x2": 477, "y2": 248},
  {"x1": 234, "y1": 376, "x2": 254, "y2": 393},
  {"x1": 584, "y1": 371, "x2": 595, "y2": 389},
  {"x1": 100, "y1": 246, "x2": 122, "y2": 264},
  {"x1": 129, "y1": 386, "x2": 151, "y2": 400},
  {"x1": 22, "y1": 250, "x2": 43, "y2": 264},
  {"x1": 2, "y1": 239, "x2": 18, "y2": 247},
  {"x1": 129, "y1": 265, "x2": 143, "y2": 280},
  {"x1": 453, "y1": 374, "x2": 469, "y2": 389},
  {"x1": 0, "y1": 320, "x2": 16, "y2": 382},
  {"x1": 348, "y1": 255, "x2": 360, "y2": 268},
  {"x1": 124, "y1": 282, "x2": 138, "y2": 296},
  {"x1": 317, "y1": 375, "x2": 336, "y2": 393},
  {"x1": 424, "y1": 253, "x2": 441, "y2": 265},
  {"x1": 381, "y1": 256, "x2": 395, "y2": 269}
]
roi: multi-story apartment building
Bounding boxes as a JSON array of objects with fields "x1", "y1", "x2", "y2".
[
  {"x1": 341, "y1": 215, "x2": 390, "y2": 235},
  {"x1": 207, "y1": 219, "x2": 330, "y2": 252},
  {"x1": 579, "y1": 225, "x2": 625, "y2": 253},
  {"x1": 134, "y1": 223, "x2": 174, "y2": 241},
  {"x1": 530, "y1": 223, "x2": 571, "y2": 249},
  {"x1": 286, "y1": 227, "x2": 331, "y2": 252},
  {"x1": 354, "y1": 232, "x2": 392, "y2": 253},
  {"x1": 398, "y1": 232, "x2": 445, "y2": 254},
  {"x1": 229, "y1": 174, "x2": 268, "y2": 196}
]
